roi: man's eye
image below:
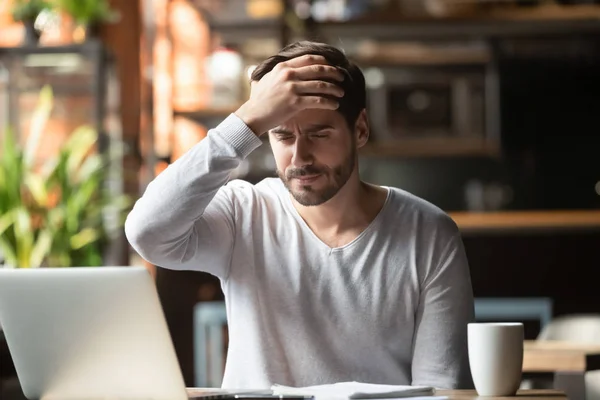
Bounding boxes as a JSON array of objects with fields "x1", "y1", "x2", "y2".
[
  {"x1": 311, "y1": 134, "x2": 328, "y2": 139},
  {"x1": 278, "y1": 136, "x2": 294, "y2": 142}
]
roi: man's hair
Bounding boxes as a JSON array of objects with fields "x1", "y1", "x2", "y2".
[{"x1": 251, "y1": 41, "x2": 366, "y2": 129}]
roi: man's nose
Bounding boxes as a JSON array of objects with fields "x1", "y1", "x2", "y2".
[{"x1": 291, "y1": 137, "x2": 313, "y2": 167}]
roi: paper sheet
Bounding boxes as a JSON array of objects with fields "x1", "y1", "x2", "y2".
[{"x1": 271, "y1": 381, "x2": 437, "y2": 400}]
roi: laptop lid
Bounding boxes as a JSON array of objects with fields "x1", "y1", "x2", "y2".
[{"x1": 0, "y1": 266, "x2": 188, "y2": 400}]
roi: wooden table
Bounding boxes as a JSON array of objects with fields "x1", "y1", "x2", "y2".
[
  {"x1": 524, "y1": 340, "x2": 600, "y2": 373},
  {"x1": 187, "y1": 389, "x2": 566, "y2": 400},
  {"x1": 523, "y1": 340, "x2": 600, "y2": 400},
  {"x1": 449, "y1": 210, "x2": 600, "y2": 234},
  {"x1": 437, "y1": 390, "x2": 566, "y2": 400}
]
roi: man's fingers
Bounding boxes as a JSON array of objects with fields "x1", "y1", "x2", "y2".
[
  {"x1": 280, "y1": 54, "x2": 328, "y2": 69},
  {"x1": 295, "y1": 95, "x2": 339, "y2": 110},
  {"x1": 292, "y1": 81, "x2": 344, "y2": 97},
  {"x1": 293, "y1": 64, "x2": 344, "y2": 83}
]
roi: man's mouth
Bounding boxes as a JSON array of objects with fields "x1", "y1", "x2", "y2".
[{"x1": 293, "y1": 174, "x2": 321, "y2": 183}]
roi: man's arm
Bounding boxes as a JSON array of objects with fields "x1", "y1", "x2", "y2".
[
  {"x1": 125, "y1": 115, "x2": 261, "y2": 278},
  {"x1": 125, "y1": 54, "x2": 345, "y2": 278},
  {"x1": 411, "y1": 223, "x2": 475, "y2": 389}
]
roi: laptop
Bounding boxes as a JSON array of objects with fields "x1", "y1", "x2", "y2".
[{"x1": 0, "y1": 267, "x2": 274, "y2": 400}]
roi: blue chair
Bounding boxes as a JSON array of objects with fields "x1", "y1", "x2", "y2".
[
  {"x1": 193, "y1": 301, "x2": 227, "y2": 387},
  {"x1": 474, "y1": 297, "x2": 553, "y2": 331}
]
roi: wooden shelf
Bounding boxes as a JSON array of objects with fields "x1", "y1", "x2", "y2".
[
  {"x1": 203, "y1": 4, "x2": 600, "y2": 42},
  {"x1": 205, "y1": 18, "x2": 286, "y2": 43},
  {"x1": 449, "y1": 210, "x2": 600, "y2": 234},
  {"x1": 314, "y1": 4, "x2": 600, "y2": 24},
  {"x1": 483, "y1": 4, "x2": 600, "y2": 21},
  {"x1": 0, "y1": 40, "x2": 105, "y2": 54},
  {"x1": 206, "y1": 17, "x2": 284, "y2": 31},
  {"x1": 360, "y1": 137, "x2": 500, "y2": 158},
  {"x1": 354, "y1": 50, "x2": 492, "y2": 67},
  {"x1": 312, "y1": 4, "x2": 600, "y2": 40}
]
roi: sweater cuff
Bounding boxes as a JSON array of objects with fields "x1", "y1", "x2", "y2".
[{"x1": 215, "y1": 113, "x2": 263, "y2": 159}]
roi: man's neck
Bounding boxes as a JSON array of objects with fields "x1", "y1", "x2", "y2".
[{"x1": 291, "y1": 171, "x2": 387, "y2": 237}]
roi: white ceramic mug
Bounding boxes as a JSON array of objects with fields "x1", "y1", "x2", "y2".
[{"x1": 468, "y1": 322, "x2": 524, "y2": 396}]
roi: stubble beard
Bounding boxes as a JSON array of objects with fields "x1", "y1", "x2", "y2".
[{"x1": 277, "y1": 147, "x2": 356, "y2": 207}]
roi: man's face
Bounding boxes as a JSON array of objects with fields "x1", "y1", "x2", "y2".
[{"x1": 269, "y1": 109, "x2": 357, "y2": 207}]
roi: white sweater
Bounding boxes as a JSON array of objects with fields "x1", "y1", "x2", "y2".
[{"x1": 125, "y1": 114, "x2": 475, "y2": 390}]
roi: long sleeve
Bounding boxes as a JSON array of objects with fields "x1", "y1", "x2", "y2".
[
  {"x1": 125, "y1": 114, "x2": 262, "y2": 279},
  {"x1": 411, "y1": 227, "x2": 475, "y2": 389}
]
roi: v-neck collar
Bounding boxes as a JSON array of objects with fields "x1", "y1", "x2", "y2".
[{"x1": 276, "y1": 180, "x2": 392, "y2": 252}]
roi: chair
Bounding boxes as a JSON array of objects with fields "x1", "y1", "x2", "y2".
[
  {"x1": 474, "y1": 297, "x2": 554, "y2": 331},
  {"x1": 193, "y1": 301, "x2": 227, "y2": 387},
  {"x1": 538, "y1": 315, "x2": 600, "y2": 343},
  {"x1": 540, "y1": 314, "x2": 600, "y2": 400},
  {"x1": 529, "y1": 314, "x2": 600, "y2": 400}
]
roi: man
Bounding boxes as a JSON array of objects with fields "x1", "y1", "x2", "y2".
[{"x1": 125, "y1": 41, "x2": 474, "y2": 389}]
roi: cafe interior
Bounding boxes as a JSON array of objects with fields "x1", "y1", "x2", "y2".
[{"x1": 1, "y1": 0, "x2": 600, "y2": 400}]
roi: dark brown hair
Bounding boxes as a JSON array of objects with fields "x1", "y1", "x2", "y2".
[{"x1": 250, "y1": 41, "x2": 366, "y2": 129}]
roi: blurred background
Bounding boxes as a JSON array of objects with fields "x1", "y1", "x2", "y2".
[{"x1": 1, "y1": 0, "x2": 600, "y2": 398}]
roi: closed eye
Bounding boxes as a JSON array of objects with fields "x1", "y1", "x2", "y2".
[{"x1": 276, "y1": 135, "x2": 294, "y2": 142}]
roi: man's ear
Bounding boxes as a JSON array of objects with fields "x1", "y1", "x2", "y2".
[{"x1": 354, "y1": 109, "x2": 369, "y2": 148}]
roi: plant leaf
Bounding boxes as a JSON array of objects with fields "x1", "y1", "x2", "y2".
[
  {"x1": 0, "y1": 237, "x2": 18, "y2": 268},
  {"x1": 0, "y1": 127, "x2": 22, "y2": 210},
  {"x1": 24, "y1": 85, "x2": 54, "y2": 167},
  {"x1": 14, "y1": 207, "x2": 33, "y2": 268},
  {"x1": 76, "y1": 154, "x2": 103, "y2": 183},
  {"x1": 0, "y1": 209, "x2": 15, "y2": 237},
  {"x1": 70, "y1": 174, "x2": 101, "y2": 216},
  {"x1": 64, "y1": 126, "x2": 97, "y2": 180},
  {"x1": 0, "y1": 160, "x2": 6, "y2": 192},
  {"x1": 24, "y1": 173, "x2": 49, "y2": 207},
  {"x1": 40, "y1": 156, "x2": 59, "y2": 179},
  {"x1": 30, "y1": 228, "x2": 53, "y2": 268},
  {"x1": 1, "y1": 126, "x2": 18, "y2": 168},
  {"x1": 70, "y1": 227, "x2": 99, "y2": 250}
]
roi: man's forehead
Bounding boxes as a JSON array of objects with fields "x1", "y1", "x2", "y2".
[
  {"x1": 271, "y1": 122, "x2": 336, "y2": 134},
  {"x1": 270, "y1": 111, "x2": 344, "y2": 133}
]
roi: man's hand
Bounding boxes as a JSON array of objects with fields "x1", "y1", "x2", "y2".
[{"x1": 234, "y1": 55, "x2": 345, "y2": 136}]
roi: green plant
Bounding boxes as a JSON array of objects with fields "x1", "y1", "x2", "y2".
[
  {"x1": 11, "y1": 0, "x2": 51, "y2": 22},
  {"x1": 0, "y1": 85, "x2": 131, "y2": 268},
  {"x1": 55, "y1": 0, "x2": 119, "y2": 25}
]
